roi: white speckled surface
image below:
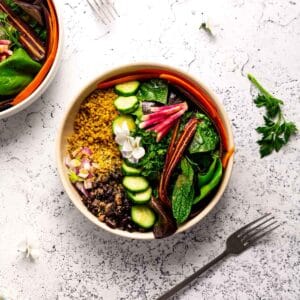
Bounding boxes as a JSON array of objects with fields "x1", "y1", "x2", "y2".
[{"x1": 0, "y1": 0, "x2": 299, "y2": 299}]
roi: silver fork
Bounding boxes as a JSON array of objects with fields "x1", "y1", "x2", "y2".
[
  {"x1": 157, "y1": 213, "x2": 280, "y2": 300},
  {"x1": 87, "y1": 0, "x2": 120, "y2": 25}
]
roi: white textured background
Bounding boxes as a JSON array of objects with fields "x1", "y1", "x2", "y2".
[{"x1": 0, "y1": 0, "x2": 299, "y2": 299}]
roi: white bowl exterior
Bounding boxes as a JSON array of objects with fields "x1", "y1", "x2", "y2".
[
  {"x1": 0, "y1": 0, "x2": 63, "y2": 120},
  {"x1": 56, "y1": 63, "x2": 234, "y2": 240}
]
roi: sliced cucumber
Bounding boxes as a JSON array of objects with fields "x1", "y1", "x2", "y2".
[
  {"x1": 121, "y1": 162, "x2": 141, "y2": 175},
  {"x1": 115, "y1": 81, "x2": 140, "y2": 96},
  {"x1": 122, "y1": 176, "x2": 149, "y2": 192},
  {"x1": 114, "y1": 96, "x2": 139, "y2": 113},
  {"x1": 131, "y1": 205, "x2": 156, "y2": 229},
  {"x1": 127, "y1": 187, "x2": 152, "y2": 204},
  {"x1": 113, "y1": 115, "x2": 136, "y2": 134}
]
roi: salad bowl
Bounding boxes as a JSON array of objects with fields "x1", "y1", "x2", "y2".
[
  {"x1": 0, "y1": 0, "x2": 63, "y2": 120},
  {"x1": 56, "y1": 63, "x2": 234, "y2": 240}
]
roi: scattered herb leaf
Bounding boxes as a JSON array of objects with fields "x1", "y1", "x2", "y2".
[{"x1": 248, "y1": 74, "x2": 297, "y2": 157}]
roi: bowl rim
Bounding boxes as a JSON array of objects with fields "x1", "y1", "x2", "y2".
[
  {"x1": 0, "y1": 0, "x2": 63, "y2": 119},
  {"x1": 56, "y1": 62, "x2": 235, "y2": 240}
]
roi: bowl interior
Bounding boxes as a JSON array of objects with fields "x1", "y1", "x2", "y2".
[
  {"x1": 0, "y1": 0, "x2": 63, "y2": 120},
  {"x1": 57, "y1": 63, "x2": 234, "y2": 240}
]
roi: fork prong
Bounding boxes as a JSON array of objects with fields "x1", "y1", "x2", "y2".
[
  {"x1": 245, "y1": 224, "x2": 281, "y2": 246},
  {"x1": 239, "y1": 216, "x2": 275, "y2": 239},
  {"x1": 87, "y1": 0, "x2": 108, "y2": 25},
  {"x1": 108, "y1": 0, "x2": 120, "y2": 17},
  {"x1": 100, "y1": 0, "x2": 115, "y2": 20},
  {"x1": 243, "y1": 220, "x2": 278, "y2": 243},
  {"x1": 235, "y1": 213, "x2": 272, "y2": 236},
  {"x1": 98, "y1": 0, "x2": 114, "y2": 22}
]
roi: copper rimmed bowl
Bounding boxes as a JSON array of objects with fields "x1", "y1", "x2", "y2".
[
  {"x1": 56, "y1": 63, "x2": 234, "y2": 240},
  {"x1": 0, "y1": 0, "x2": 63, "y2": 120}
]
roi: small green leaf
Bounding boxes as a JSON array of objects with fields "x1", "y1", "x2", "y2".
[{"x1": 259, "y1": 143, "x2": 274, "y2": 158}]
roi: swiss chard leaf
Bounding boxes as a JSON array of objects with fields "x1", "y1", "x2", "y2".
[{"x1": 137, "y1": 79, "x2": 168, "y2": 104}]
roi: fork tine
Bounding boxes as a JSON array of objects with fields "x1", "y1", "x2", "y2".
[
  {"x1": 98, "y1": 0, "x2": 113, "y2": 22},
  {"x1": 234, "y1": 213, "x2": 272, "y2": 236},
  {"x1": 108, "y1": 0, "x2": 120, "y2": 17},
  {"x1": 243, "y1": 220, "x2": 278, "y2": 243},
  {"x1": 87, "y1": 0, "x2": 108, "y2": 25},
  {"x1": 239, "y1": 216, "x2": 275, "y2": 239},
  {"x1": 245, "y1": 224, "x2": 281, "y2": 246},
  {"x1": 100, "y1": 0, "x2": 115, "y2": 20}
]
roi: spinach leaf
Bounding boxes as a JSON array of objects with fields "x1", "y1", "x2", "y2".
[
  {"x1": 0, "y1": 48, "x2": 41, "y2": 96},
  {"x1": 172, "y1": 158, "x2": 194, "y2": 224},
  {"x1": 137, "y1": 79, "x2": 168, "y2": 104},
  {"x1": 189, "y1": 118, "x2": 219, "y2": 154}
]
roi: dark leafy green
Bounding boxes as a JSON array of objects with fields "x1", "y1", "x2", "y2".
[
  {"x1": 137, "y1": 79, "x2": 168, "y2": 104},
  {"x1": 171, "y1": 158, "x2": 195, "y2": 224},
  {"x1": 189, "y1": 114, "x2": 219, "y2": 154},
  {"x1": 0, "y1": 12, "x2": 21, "y2": 48},
  {"x1": 130, "y1": 127, "x2": 169, "y2": 180},
  {"x1": 248, "y1": 74, "x2": 298, "y2": 157},
  {"x1": 0, "y1": 48, "x2": 41, "y2": 96},
  {"x1": 5, "y1": 0, "x2": 47, "y2": 41}
]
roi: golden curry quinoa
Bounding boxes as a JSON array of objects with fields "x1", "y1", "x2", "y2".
[{"x1": 67, "y1": 88, "x2": 122, "y2": 176}]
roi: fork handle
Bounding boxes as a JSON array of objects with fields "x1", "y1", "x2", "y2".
[{"x1": 157, "y1": 250, "x2": 229, "y2": 300}]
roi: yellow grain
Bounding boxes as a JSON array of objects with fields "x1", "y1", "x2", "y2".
[{"x1": 68, "y1": 89, "x2": 121, "y2": 176}]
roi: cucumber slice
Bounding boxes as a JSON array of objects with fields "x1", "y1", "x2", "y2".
[
  {"x1": 127, "y1": 187, "x2": 152, "y2": 204},
  {"x1": 113, "y1": 115, "x2": 136, "y2": 134},
  {"x1": 114, "y1": 96, "x2": 139, "y2": 113},
  {"x1": 115, "y1": 81, "x2": 140, "y2": 96},
  {"x1": 131, "y1": 205, "x2": 156, "y2": 229},
  {"x1": 122, "y1": 176, "x2": 149, "y2": 192},
  {"x1": 121, "y1": 162, "x2": 141, "y2": 175}
]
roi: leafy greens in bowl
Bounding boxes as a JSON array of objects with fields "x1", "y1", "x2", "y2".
[
  {"x1": 0, "y1": 0, "x2": 61, "y2": 118},
  {"x1": 57, "y1": 64, "x2": 235, "y2": 239}
]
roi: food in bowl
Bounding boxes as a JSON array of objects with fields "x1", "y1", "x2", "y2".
[
  {"x1": 0, "y1": 0, "x2": 58, "y2": 112},
  {"x1": 63, "y1": 69, "x2": 234, "y2": 239}
]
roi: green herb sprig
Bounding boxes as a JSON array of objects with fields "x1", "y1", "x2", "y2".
[
  {"x1": 248, "y1": 74, "x2": 297, "y2": 157},
  {"x1": 0, "y1": 12, "x2": 21, "y2": 48}
]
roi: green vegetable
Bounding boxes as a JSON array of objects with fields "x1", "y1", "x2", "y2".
[
  {"x1": 193, "y1": 158, "x2": 222, "y2": 204},
  {"x1": 0, "y1": 48, "x2": 41, "y2": 96},
  {"x1": 248, "y1": 74, "x2": 298, "y2": 157},
  {"x1": 189, "y1": 116, "x2": 219, "y2": 154},
  {"x1": 121, "y1": 162, "x2": 141, "y2": 175},
  {"x1": 0, "y1": 12, "x2": 21, "y2": 48},
  {"x1": 113, "y1": 115, "x2": 136, "y2": 133},
  {"x1": 198, "y1": 155, "x2": 217, "y2": 186},
  {"x1": 130, "y1": 127, "x2": 169, "y2": 180},
  {"x1": 131, "y1": 205, "x2": 156, "y2": 229},
  {"x1": 171, "y1": 158, "x2": 195, "y2": 224},
  {"x1": 68, "y1": 170, "x2": 83, "y2": 183},
  {"x1": 122, "y1": 176, "x2": 149, "y2": 192},
  {"x1": 114, "y1": 96, "x2": 139, "y2": 113},
  {"x1": 137, "y1": 79, "x2": 168, "y2": 104},
  {"x1": 127, "y1": 187, "x2": 152, "y2": 204},
  {"x1": 131, "y1": 103, "x2": 143, "y2": 121},
  {"x1": 4, "y1": 0, "x2": 47, "y2": 41},
  {"x1": 115, "y1": 81, "x2": 140, "y2": 96}
]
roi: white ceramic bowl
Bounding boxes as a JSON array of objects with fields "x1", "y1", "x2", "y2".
[
  {"x1": 0, "y1": 0, "x2": 63, "y2": 120},
  {"x1": 56, "y1": 63, "x2": 235, "y2": 240}
]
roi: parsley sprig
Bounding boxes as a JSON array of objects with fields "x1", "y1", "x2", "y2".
[{"x1": 248, "y1": 74, "x2": 297, "y2": 158}]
